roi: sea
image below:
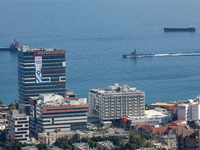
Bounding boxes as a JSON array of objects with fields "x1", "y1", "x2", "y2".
[{"x1": 0, "y1": 0, "x2": 200, "y2": 105}]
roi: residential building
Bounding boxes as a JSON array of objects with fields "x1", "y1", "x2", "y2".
[
  {"x1": 21, "y1": 146, "x2": 38, "y2": 150},
  {"x1": 128, "y1": 107, "x2": 172, "y2": 126},
  {"x1": 160, "y1": 134, "x2": 177, "y2": 150},
  {"x1": 89, "y1": 83, "x2": 145, "y2": 123},
  {"x1": 177, "y1": 96, "x2": 200, "y2": 121},
  {"x1": 29, "y1": 94, "x2": 89, "y2": 133},
  {"x1": 18, "y1": 46, "x2": 66, "y2": 114},
  {"x1": 96, "y1": 141, "x2": 115, "y2": 150},
  {"x1": 73, "y1": 142, "x2": 90, "y2": 150},
  {"x1": 177, "y1": 125, "x2": 200, "y2": 149},
  {"x1": 8, "y1": 110, "x2": 29, "y2": 142}
]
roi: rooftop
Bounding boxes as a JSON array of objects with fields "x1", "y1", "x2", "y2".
[
  {"x1": 89, "y1": 83, "x2": 144, "y2": 95},
  {"x1": 19, "y1": 46, "x2": 64, "y2": 53},
  {"x1": 151, "y1": 102, "x2": 177, "y2": 106},
  {"x1": 10, "y1": 110, "x2": 27, "y2": 118},
  {"x1": 31, "y1": 94, "x2": 87, "y2": 107}
]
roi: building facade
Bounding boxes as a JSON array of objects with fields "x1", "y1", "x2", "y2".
[
  {"x1": 30, "y1": 94, "x2": 89, "y2": 133},
  {"x1": 177, "y1": 126, "x2": 200, "y2": 150},
  {"x1": 89, "y1": 84, "x2": 145, "y2": 122},
  {"x1": 18, "y1": 46, "x2": 66, "y2": 114},
  {"x1": 128, "y1": 108, "x2": 172, "y2": 126},
  {"x1": 8, "y1": 110, "x2": 29, "y2": 142},
  {"x1": 178, "y1": 97, "x2": 200, "y2": 122}
]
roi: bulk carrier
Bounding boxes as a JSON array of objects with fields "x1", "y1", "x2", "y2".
[
  {"x1": 0, "y1": 39, "x2": 19, "y2": 51},
  {"x1": 164, "y1": 27, "x2": 195, "y2": 32}
]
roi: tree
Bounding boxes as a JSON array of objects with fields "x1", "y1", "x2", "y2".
[
  {"x1": 54, "y1": 129, "x2": 61, "y2": 140},
  {"x1": 41, "y1": 127, "x2": 46, "y2": 133},
  {"x1": 47, "y1": 131, "x2": 50, "y2": 148},
  {"x1": 8, "y1": 104, "x2": 16, "y2": 110},
  {"x1": 156, "y1": 131, "x2": 160, "y2": 136},
  {"x1": 36, "y1": 143, "x2": 46, "y2": 150},
  {"x1": 0, "y1": 100, "x2": 3, "y2": 105},
  {"x1": 160, "y1": 122, "x2": 165, "y2": 127},
  {"x1": 34, "y1": 130, "x2": 38, "y2": 139}
]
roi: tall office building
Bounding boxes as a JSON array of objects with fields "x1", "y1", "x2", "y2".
[
  {"x1": 18, "y1": 46, "x2": 66, "y2": 114},
  {"x1": 89, "y1": 83, "x2": 145, "y2": 123}
]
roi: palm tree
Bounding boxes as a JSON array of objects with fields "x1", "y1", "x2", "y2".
[
  {"x1": 47, "y1": 131, "x2": 50, "y2": 150},
  {"x1": 0, "y1": 100, "x2": 3, "y2": 105},
  {"x1": 34, "y1": 130, "x2": 38, "y2": 139},
  {"x1": 54, "y1": 129, "x2": 59, "y2": 139}
]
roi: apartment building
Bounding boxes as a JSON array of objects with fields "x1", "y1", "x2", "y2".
[
  {"x1": 177, "y1": 125, "x2": 200, "y2": 149},
  {"x1": 178, "y1": 96, "x2": 200, "y2": 121},
  {"x1": 8, "y1": 110, "x2": 29, "y2": 142},
  {"x1": 89, "y1": 83, "x2": 145, "y2": 122}
]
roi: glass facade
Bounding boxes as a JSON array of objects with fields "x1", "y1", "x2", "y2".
[{"x1": 18, "y1": 48, "x2": 66, "y2": 115}]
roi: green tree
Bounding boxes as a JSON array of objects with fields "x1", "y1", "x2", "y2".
[
  {"x1": 47, "y1": 131, "x2": 50, "y2": 148},
  {"x1": 36, "y1": 143, "x2": 47, "y2": 150},
  {"x1": 0, "y1": 100, "x2": 3, "y2": 105},
  {"x1": 41, "y1": 127, "x2": 46, "y2": 133},
  {"x1": 145, "y1": 142, "x2": 154, "y2": 148}
]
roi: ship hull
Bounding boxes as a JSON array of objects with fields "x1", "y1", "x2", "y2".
[
  {"x1": 122, "y1": 54, "x2": 154, "y2": 58},
  {"x1": 0, "y1": 47, "x2": 18, "y2": 51},
  {"x1": 164, "y1": 27, "x2": 195, "y2": 32}
]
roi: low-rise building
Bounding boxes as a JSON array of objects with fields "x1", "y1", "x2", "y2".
[
  {"x1": 72, "y1": 142, "x2": 91, "y2": 150},
  {"x1": 160, "y1": 134, "x2": 177, "y2": 150},
  {"x1": 129, "y1": 108, "x2": 172, "y2": 126},
  {"x1": 96, "y1": 141, "x2": 115, "y2": 150},
  {"x1": 21, "y1": 146, "x2": 38, "y2": 150},
  {"x1": 150, "y1": 102, "x2": 178, "y2": 111},
  {"x1": 8, "y1": 110, "x2": 29, "y2": 142},
  {"x1": 30, "y1": 94, "x2": 89, "y2": 133},
  {"x1": 38, "y1": 130, "x2": 92, "y2": 145}
]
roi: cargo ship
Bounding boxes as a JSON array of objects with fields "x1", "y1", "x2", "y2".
[
  {"x1": 122, "y1": 49, "x2": 154, "y2": 58},
  {"x1": 164, "y1": 27, "x2": 195, "y2": 32},
  {"x1": 0, "y1": 39, "x2": 19, "y2": 51}
]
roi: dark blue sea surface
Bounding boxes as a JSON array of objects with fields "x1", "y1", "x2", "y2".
[{"x1": 0, "y1": 0, "x2": 200, "y2": 104}]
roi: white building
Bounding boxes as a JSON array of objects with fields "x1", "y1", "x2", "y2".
[
  {"x1": 8, "y1": 110, "x2": 29, "y2": 142},
  {"x1": 129, "y1": 107, "x2": 172, "y2": 126},
  {"x1": 89, "y1": 84, "x2": 145, "y2": 123},
  {"x1": 177, "y1": 97, "x2": 200, "y2": 121},
  {"x1": 30, "y1": 94, "x2": 89, "y2": 133}
]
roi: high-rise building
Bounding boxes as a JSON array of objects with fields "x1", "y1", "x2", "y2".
[
  {"x1": 8, "y1": 110, "x2": 29, "y2": 142},
  {"x1": 18, "y1": 46, "x2": 66, "y2": 114},
  {"x1": 88, "y1": 83, "x2": 145, "y2": 123}
]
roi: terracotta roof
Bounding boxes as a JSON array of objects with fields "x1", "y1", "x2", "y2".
[
  {"x1": 137, "y1": 122, "x2": 193, "y2": 134},
  {"x1": 137, "y1": 124, "x2": 168, "y2": 133},
  {"x1": 168, "y1": 125, "x2": 178, "y2": 129},
  {"x1": 135, "y1": 123, "x2": 151, "y2": 128},
  {"x1": 171, "y1": 119, "x2": 185, "y2": 124},
  {"x1": 152, "y1": 126, "x2": 168, "y2": 133}
]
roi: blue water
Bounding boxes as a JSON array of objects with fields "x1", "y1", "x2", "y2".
[{"x1": 0, "y1": 0, "x2": 200, "y2": 104}]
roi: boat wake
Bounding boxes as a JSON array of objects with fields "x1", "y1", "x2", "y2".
[{"x1": 154, "y1": 52, "x2": 200, "y2": 57}]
